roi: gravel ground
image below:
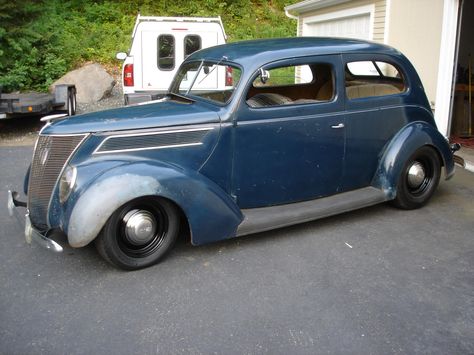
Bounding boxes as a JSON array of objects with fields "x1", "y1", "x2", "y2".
[{"x1": 0, "y1": 84, "x2": 124, "y2": 147}]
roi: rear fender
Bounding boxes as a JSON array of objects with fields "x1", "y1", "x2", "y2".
[
  {"x1": 66, "y1": 161, "x2": 242, "y2": 248},
  {"x1": 372, "y1": 121, "x2": 454, "y2": 198}
]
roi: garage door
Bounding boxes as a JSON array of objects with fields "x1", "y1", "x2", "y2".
[{"x1": 304, "y1": 14, "x2": 371, "y2": 40}]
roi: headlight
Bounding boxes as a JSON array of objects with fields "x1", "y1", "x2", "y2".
[{"x1": 59, "y1": 165, "x2": 77, "y2": 203}]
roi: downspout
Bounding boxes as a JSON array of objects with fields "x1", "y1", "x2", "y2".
[
  {"x1": 285, "y1": 8, "x2": 299, "y2": 37},
  {"x1": 285, "y1": 8, "x2": 299, "y2": 20}
]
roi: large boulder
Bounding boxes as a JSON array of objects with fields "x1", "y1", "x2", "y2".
[{"x1": 51, "y1": 63, "x2": 115, "y2": 104}]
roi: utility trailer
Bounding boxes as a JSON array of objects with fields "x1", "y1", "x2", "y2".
[{"x1": 0, "y1": 84, "x2": 77, "y2": 119}]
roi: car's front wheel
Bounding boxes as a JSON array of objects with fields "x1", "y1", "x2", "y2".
[
  {"x1": 392, "y1": 146, "x2": 441, "y2": 210},
  {"x1": 95, "y1": 197, "x2": 179, "y2": 270}
]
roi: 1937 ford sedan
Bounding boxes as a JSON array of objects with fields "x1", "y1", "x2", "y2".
[{"x1": 8, "y1": 38, "x2": 459, "y2": 270}]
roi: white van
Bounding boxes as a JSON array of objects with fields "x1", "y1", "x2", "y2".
[{"x1": 116, "y1": 15, "x2": 227, "y2": 105}]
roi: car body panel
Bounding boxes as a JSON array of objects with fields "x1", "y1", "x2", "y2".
[
  {"x1": 372, "y1": 121, "x2": 455, "y2": 198},
  {"x1": 232, "y1": 54, "x2": 346, "y2": 208},
  {"x1": 12, "y1": 37, "x2": 455, "y2": 255},
  {"x1": 41, "y1": 99, "x2": 221, "y2": 135},
  {"x1": 64, "y1": 161, "x2": 242, "y2": 247}
]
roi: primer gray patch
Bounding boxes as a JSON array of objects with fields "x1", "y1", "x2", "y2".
[{"x1": 68, "y1": 174, "x2": 160, "y2": 247}]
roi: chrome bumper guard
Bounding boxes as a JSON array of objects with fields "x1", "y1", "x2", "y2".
[{"x1": 7, "y1": 190, "x2": 63, "y2": 253}]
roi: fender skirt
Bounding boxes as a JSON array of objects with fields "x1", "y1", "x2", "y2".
[
  {"x1": 371, "y1": 121, "x2": 455, "y2": 198},
  {"x1": 67, "y1": 161, "x2": 243, "y2": 248}
]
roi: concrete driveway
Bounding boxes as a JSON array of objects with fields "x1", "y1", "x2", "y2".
[{"x1": 1, "y1": 145, "x2": 473, "y2": 354}]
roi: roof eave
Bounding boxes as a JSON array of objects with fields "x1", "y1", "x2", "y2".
[{"x1": 285, "y1": 0, "x2": 352, "y2": 15}]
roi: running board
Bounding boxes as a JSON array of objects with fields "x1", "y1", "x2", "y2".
[{"x1": 237, "y1": 187, "x2": 388, "y2": 237}]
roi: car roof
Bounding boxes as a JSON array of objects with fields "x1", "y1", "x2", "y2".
[{"x1": 187, "y1": 37, "x2": 403, "y2": 67}]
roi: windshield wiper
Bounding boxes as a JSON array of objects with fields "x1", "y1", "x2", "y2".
[{"x1": 197, "y1": 56, "x2": 228, "y2": 85}]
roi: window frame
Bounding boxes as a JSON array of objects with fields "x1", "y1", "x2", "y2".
[
  {"x1": 169, "y1": 59, "x2": 244, "y2": 107},
  {"x1": 251, "y1": 65, "x2": 315, "y2": 88},
  {"x1": 245, "y1": 61, "x2": 337, "y2": 109},
  {"x1": 344, "y1": 56, "x2": 409, "y2": 101},
  {"x1": 157, "y1": 34, "x2": 176, "y2": 71},
  {"x1": 184, "y1": 35, "x2": 202, "y2": 58}
]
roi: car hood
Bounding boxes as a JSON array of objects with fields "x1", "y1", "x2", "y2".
[{"x1": 41, "y1": 99, "x2": 221, "y2": 135}]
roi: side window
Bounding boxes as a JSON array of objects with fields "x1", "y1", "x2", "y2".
[
  {"x1": 246, "y1": 63, "x2": 334, "y2": 108},
  {"x1": 252, "y1": 65, "x2": 313, "y2": 87},
  {"x1": 345, "y1": 60, "x2": 406, "y2": 99},
  {"x1": 184, "y1": 35, "x2": 201, "y2": 58},
  {"x1": 158, "y1": 35, "x2": 175, "y2": 70}
]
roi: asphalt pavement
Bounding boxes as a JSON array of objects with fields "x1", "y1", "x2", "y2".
[{"x1": 1, "y1": 145, "x2": 473, "y2": 355}]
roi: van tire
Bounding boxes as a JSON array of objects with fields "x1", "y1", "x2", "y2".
[{"x1": 67, "y1": 88, "x2": 76, "y2": 116}]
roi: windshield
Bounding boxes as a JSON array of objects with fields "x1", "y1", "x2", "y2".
[{"x1": 169, "y1": 60, "x2": 242, "y2": 105}]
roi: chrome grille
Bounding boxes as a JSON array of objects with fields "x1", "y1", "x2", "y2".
[{"x1": 28, "y1": 134, "x2": 86, "y2": 229}]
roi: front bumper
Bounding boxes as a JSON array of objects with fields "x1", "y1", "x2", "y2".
[{"x1": 7, "y1": 190, "x2": 63, "y2": 252}]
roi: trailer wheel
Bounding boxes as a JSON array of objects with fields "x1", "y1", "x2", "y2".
[{"x1": 67, "y1": 88, "x2": 77, "y2": 116}]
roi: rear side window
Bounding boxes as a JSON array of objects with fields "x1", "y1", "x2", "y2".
[
  {"x1": 184, "y1": 35, "x2": 201, "y2": 58},
  {"x1": 158, "y1": 35, "x2": 175, "y2": 70},
  {"x1": 345, "y1": 60, "x2": 406, "y2": 99}
]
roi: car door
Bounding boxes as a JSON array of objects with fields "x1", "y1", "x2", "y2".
[
  {"x1": 342, "y1": 54, "x2": 410, "y2": 191},
  {"x1": 232, "y1": 55, "x2": 346, "y2": 209}
]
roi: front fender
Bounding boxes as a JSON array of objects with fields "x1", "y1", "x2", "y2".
[
  {"x1": 66, "y1": 161, "x2": 243, "y2": 248},
  {"x1": 372, "y1": 121, "x2": 454, "y2": 198}
]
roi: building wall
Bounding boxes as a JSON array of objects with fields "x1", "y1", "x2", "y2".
[
  {"x1": 387, "y1": 0, "x2": 444, "y2": 107},
  {"x1": 297, "y1": 0, "x2": 387, "y2": 43}
]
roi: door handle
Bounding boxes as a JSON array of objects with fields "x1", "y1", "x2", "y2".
[{"x1": 331, "y1": 123, "x2": 345, "y2": 129}]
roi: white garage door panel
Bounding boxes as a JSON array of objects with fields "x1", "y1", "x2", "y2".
[{"x1": 305, "y1": 14, "x2": 370, "y2": 40}]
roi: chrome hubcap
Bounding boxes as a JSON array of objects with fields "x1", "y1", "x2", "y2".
[
  {"x1": 123, "y1": 210, "x2": 157, "y2": 245},
  {"x1": 407, "y1": 161, "x2": 426, "y2": 189}
]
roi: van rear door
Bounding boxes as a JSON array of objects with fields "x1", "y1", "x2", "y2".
[{"x1": 141, "y1": 31, "x2": 218, "y2": 91}]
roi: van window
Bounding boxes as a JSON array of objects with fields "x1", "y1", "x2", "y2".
[
  {"x1": 345, "y1": 60, "x2": 406, "y2": 99},
  {"x1": 184, "y1": 35, "x2": 201, "y2": 58},
  {"x1": 158, "y1": 35, "x2": 175, "y2": 70}
]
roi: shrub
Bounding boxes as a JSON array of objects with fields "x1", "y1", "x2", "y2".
[{"x1": 0, "y1": 0, "x2": 295, "y2": 92}]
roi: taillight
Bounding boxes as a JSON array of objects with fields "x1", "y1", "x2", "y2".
[
  {"x1": 124, "y1": 64, "x2": 134, "y2": 87},
  {"x1": 225, "y1": 66, "x2": 233, "y2": 86}
]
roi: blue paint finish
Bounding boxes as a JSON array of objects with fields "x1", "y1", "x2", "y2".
[
  {"x1": 42, "y1": 99, "x2": 221, "y2": 135},
  {"x1": 199, "y1": 124, "x2": 235, "y2": 194},
  {"x1": 231, "y1": 54, "x2": 346, "y2": 207},
  {"x1": 21, "y1": 37, "x2": 455, "y2": 251},
  {"x1": 372, "y1": 121, "x2": 455, "y2": 197},
  {"x1": 189, "y1": 38, "x2": 402, "y2": 78},
  {"x1": 62, "y1": 161, "x2": 242, "y2": 246}
]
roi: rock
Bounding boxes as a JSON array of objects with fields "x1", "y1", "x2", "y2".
[{"x1": 51, "y1": 63, "x2": 115, "y2": 104}]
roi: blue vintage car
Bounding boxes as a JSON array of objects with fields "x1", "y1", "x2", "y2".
[{"x1": 8, "y1": 38, "x2": 459, "y2": 270}]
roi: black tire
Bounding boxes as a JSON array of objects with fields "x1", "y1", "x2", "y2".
[
  {"x1": 95, "y1": 197, "x2": 179, "y2": 270},
  {"x1": 67, "y1": 88, "x2": 76, "y2": 116},
  {"x1": 392, "y1": 146, "x2": 441, "y2": 210}
]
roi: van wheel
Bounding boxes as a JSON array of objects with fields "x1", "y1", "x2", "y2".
[
  {"x1": 95, "y1": 197, "x2": 179, "y2": 270},
  {"x1": 392, "y1": 146, "x2": 441, "y2": 210},
  {"x1": 67, "y1": 88, "x2": 76, "y2": 116}
]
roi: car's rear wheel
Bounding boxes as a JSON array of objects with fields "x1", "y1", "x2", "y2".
[
  {"x1": 392, "y1": 146, "x2": 441, "y2": 210},
  {"x1": 95, "y1": 197, "x2": 179, "y2": 270}
]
